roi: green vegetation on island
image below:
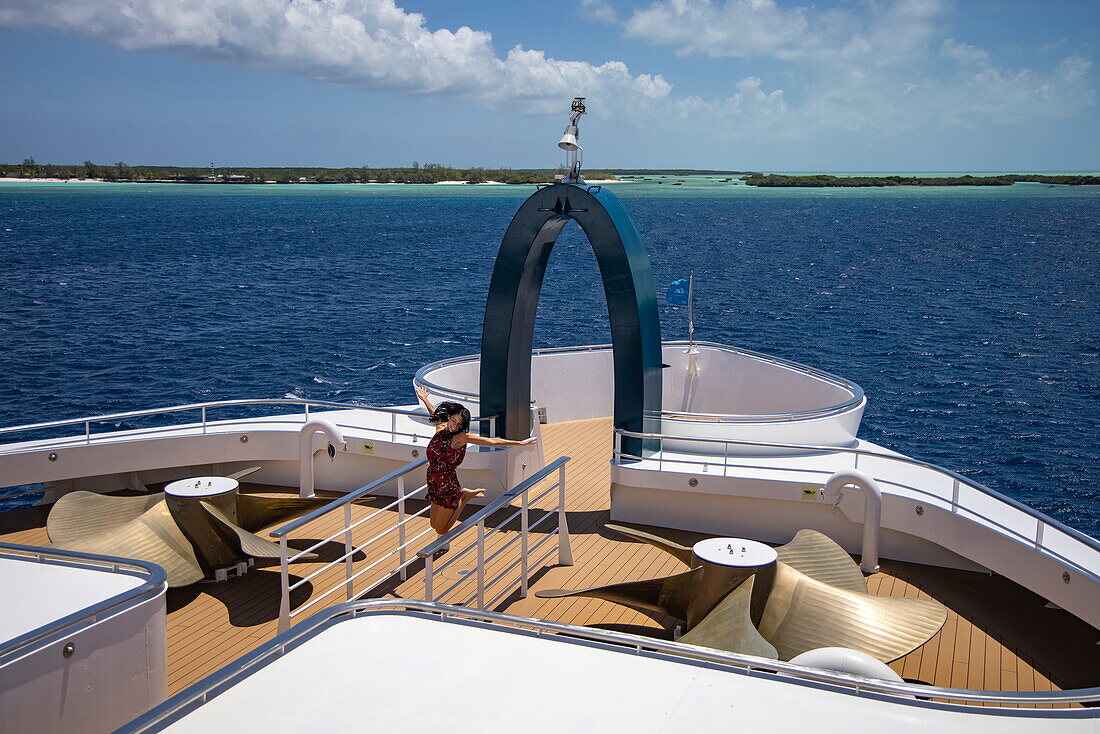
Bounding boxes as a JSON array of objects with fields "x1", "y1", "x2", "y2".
[
  {"x1": 612, "y1": 169, "x2": 757, "y2": 176},
  {"x1": 0, "y1": 159, "x2": 620, "y2": 184},
  {"x1": 744, "y1": 173, "x2": 1100, "y2": 187}
]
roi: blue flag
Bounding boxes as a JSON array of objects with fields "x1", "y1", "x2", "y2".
[{"x1": 666, "y1": 278, "x2": 689, "y2": 305}]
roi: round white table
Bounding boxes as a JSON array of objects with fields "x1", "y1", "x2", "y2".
[
  {"x1": 165, "y1": 476, "x2": 239, "y2": 498},
  {"x1": 692, "y1": 538, "x2": 778, "y2": 569}
]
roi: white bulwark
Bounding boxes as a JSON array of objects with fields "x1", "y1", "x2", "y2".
[
  {"x1": 0, "y1": 545, "x2": 167, "y2": 734},
  {"x1": 130, "y1": 606, "x2": 1094, "y2": 733}
]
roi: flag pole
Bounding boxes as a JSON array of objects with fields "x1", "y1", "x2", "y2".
[{"x1": 687, "y1": 271, "x2": 697, "y2": 353}]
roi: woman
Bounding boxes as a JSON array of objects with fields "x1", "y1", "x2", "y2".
[{"x1": 416, "y1": 386, "x2": 536, "y2": 544}]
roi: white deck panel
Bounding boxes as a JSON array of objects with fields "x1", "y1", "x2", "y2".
[
  {"x1": 0, "y1": 557, "x2": 143, "y2": 641},
  {"x1": 160, "y1": 614, "x2": 1091, "y2": 733}
]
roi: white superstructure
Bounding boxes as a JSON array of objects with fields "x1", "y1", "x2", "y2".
[
  {"x1": 120, "y1": 601, "x2": 1099, "y2": 733},
  {"x1": 0, "y1": 544, "x2": 167, "y2": 734}
]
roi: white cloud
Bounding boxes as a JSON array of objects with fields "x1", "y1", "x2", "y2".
[
  {"x1": 619, "y1": 0, "x2": 1094, "y2": 135},
  {"x1": 941, "y1": 38, "x2": 990, "y2": 66},
  {"x1": 624, "y1": 0, "x2": 946, "y2": 65},
  {"x1": 0, "y1": 0, "x2": 668, "y2": 116},
  {"x1": 624, "y1": 0, "x2": 818, "y2": 61},
  {"x1": 0, "y1": 0, "x2": 1092, "y2": 145},
  {"x1": 579, "y1": 0, "x2": 617, "y2": 25},
  {"x1": 671, "y1": 76, "x2": 791, "y2": 137}
]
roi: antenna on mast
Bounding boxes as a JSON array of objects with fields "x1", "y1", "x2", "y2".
[{"x1": 557, "y1": 97, "x2": 586, "y2": 184}]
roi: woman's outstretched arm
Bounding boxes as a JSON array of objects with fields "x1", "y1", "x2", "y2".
[
  {"x1": 415, "y1": 385, "x2": 435, "y2": 415},
  {"x1": 466, "y1": 434, "x2": 537, "y2": 447}
]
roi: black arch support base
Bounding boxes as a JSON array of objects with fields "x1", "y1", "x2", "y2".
[{"x1": 479, "y1": 183, "x2": 662, "y2": 457}]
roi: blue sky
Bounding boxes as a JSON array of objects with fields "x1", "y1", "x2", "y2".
[{"x1": 0, "y1": 0, "x2": 1096, "y2": 171}]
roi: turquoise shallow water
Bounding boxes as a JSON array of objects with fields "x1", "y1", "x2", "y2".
[{"x1": 0, "y1": 178, "x2": 1097, "y2": 536}]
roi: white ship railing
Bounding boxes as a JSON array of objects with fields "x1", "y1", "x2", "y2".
[
  {"x1": 418, "y1": 456, "x2": 573, "y2": 610},
  {"x1": 268, "y1": 457, "x2": 430, "y2": 633},
  {"x1": 268, "y1": 455, "x2": 571, "y2": 631},
  {"x1": 613, "y1": 428, "x2": 1100, "y2": 582},
  {"x1": 414, "y1": 340, "x2": 865, "y2": 420},
  {"x1": 0, "y1": 398, "x2": 496, "y2": 503},
  {"x1": 0, "y1": 397, "x2": 496, "y2": 451},
  {"x1": 118, "y1": 599, "x2": 1100, "y2": 733}
]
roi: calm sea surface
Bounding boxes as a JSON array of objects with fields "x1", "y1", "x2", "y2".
[{"x1": 1, "y1": 178, "x2": 1097, "y2": 537}]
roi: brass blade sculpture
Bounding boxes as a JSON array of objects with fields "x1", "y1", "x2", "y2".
[
  {"x1": 535, "y1": 523, "x2": 948, "y2": 663},
  {"x1": 775, "y1": 528, "x2": 868, "y2": 593},
  {"x1": 677, "y1": 577, "x2": 778, "y2": 660},
  {"x1": 50, "y1": 499, "x2": 206, "y2": 586},
  {"x1": 202, "y1": 502, "x2": 302, "y2": 560},
  {"x1": 538, "y1": 523, "x2": 758, "y2": 627},
  {"x1": 758, "y1": 561, "x2": 947, "y2": 663},
  {"x1": 46, "y1": 491, "x2": 165, "y2": 545},
  {"x1": 236, "y1": 493, "x2": 331, "y2": 533},
  {"x1": 47, "y1": 484, "x2": 329, "y2": 587},
  {"x1": 602, "y1": 523, "x2": 695, "y2": 566},
  {"x1": 226, "y1": 466, "x2": 263, "y2": 482},
  {"x1": 536, "y1": 568, "x2": 701, "y2": 619}
]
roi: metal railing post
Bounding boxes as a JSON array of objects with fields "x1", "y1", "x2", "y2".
[
  {"x1": 304, "y1": 403, "x2": 310, "y2": 420},
  {"x1": 278, "y1": 537, "x2": 291, "y2": 633},
  {"x1": 951, "y1": 479, "x2": 960, "y2": 513},
  {"x1": 488, "y1": 416, "x2": 496, "y2": 437},
  {"x1": 424, "y1": 553, "x2": 434, "y2": 602},
  {"x1": 520, "y1": 488, "x2": 529, "y2": 598},
  {"x1": 391, "y1": 413, "x2": 396, "y2": 442},
  {"x1": 556, "y1": 464, "x2": 573, "y2": 565},
  {"x1": 476, "y1": 520, "x2": 486, "y2": 609},
  {"x1": 398, "y1": 476, "x2": 408, "y2": 581},
  {"x1": 85, "y1": 421, "x2": 91, "y2": 445},
  {"x1": 614, "y1": 430, "x2": 621, "y2": 462},
  {"x1": 723, "y1": 441, "x2": 729, "y2": 477},
  {"x1": 201, "y1": 406, "x2": 207, "y2": 434},
  {"x1": 344, "y1": 503, "x2": 354, "y2": 600}
]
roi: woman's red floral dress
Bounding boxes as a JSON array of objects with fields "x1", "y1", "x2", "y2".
[{"x1": 426, "y1": 429, "x2": 466, "y2": 508}]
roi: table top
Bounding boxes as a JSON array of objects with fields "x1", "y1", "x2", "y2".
[
  {"x1": 165, "y1": 476, "x2": 239, "y2": 498},
  {"x1": 693, "y1": 538, "x2": 777, "y2": 568}
]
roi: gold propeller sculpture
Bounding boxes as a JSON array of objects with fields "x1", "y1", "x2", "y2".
[
  {"x1": 537, "y1": 525, "x2": 947, "y2": 663},
  {"x1": 46, "y1": 468, "x2": 331, "y2": 587}
]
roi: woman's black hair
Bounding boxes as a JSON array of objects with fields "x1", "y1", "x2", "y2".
[{"x1": 429, "y1": 401, "x2": 471, "y2": 433}]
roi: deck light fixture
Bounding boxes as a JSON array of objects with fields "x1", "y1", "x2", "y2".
[{"x1": 557, "y1": 97, "x2": 586, "y2": 183}]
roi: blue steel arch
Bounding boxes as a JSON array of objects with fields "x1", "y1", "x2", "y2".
[{"x1": 479, "y1": 183, "x2": 662, "y2": 457}]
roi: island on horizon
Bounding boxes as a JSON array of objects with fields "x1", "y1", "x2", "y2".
[{"x1": 2, "y1": 160, "x2": 1097, "y2": 187}]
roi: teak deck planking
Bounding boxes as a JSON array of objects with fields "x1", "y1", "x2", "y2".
[{"x1": 2, "y1": 416, "x2": 1094, "y2": 705}]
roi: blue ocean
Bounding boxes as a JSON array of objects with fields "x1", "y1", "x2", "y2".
[{"x1": 1, "y1": 178, "x2": 1097, "y2": 537}]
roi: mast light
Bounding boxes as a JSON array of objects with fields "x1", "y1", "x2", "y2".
[{"x1": 557, "y1": 97, "x2": 586, "y2": 183}]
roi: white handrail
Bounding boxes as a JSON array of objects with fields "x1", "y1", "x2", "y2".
[
  {"x1": 419, "y1": 457, "x2": 572, "y2": 610},
  {"x1": 0, "y1": 398, "x2": 497, "y2": 457},
  {"x1": 271, "y1": 457, "x2": 429, "y2": 632},
  {"x1": 613, "y1": 428, "x2": 1100, "y2": 583}
]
